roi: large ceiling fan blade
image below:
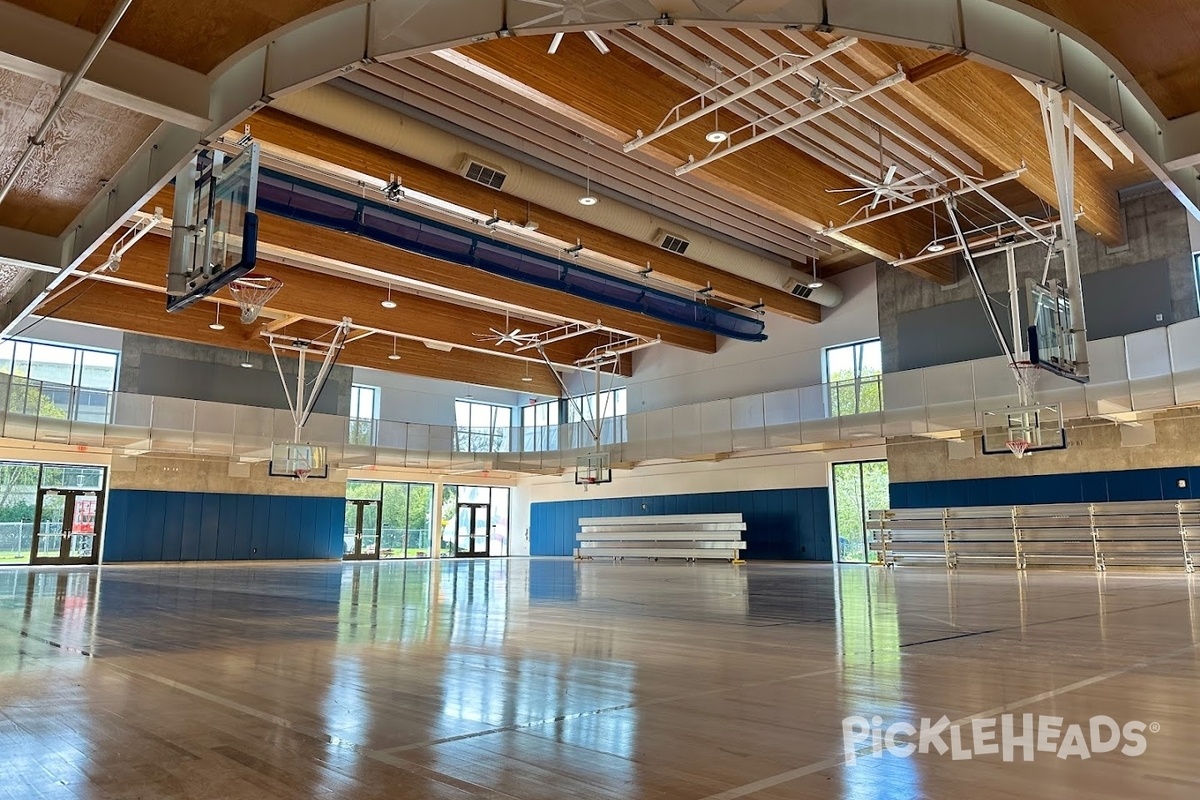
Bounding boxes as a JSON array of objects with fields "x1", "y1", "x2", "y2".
[
  {"x1": 584, "y1": 30, "x2": 610, "y2": 54},
  {"x1": 869, "y1": 190, "x2": 884, "y2": 210},
  {"x1": 838, "y1": 190, "x2": 875, "y2": 206},
  {"x1": 510, "y1": 329, "x2": 522, "y2": 337},
  {"x1": 883, "y1": 164, "x2": 898, "y2": 186},
  {"x1": 548, "y1": 32, "x2": 565, "y2": 54}
]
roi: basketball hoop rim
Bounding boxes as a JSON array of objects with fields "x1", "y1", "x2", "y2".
[{"x1": 1005, "y1": 439, "x2": 1031, "y2": 458}]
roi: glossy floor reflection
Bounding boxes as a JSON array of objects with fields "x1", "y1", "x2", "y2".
[{"x1": 1, "y1": 560, "x2": 1198, "y2": 798}]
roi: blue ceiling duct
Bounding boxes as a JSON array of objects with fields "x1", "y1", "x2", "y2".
[{"x1": 254, "y1": 168, "x2": 766, "y2": 342}]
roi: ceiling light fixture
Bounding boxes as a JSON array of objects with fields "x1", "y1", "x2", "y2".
[
  {"x1": 706, "y1": 107, "x2": 728, "y2": 144},
  {"x1": 388, "y1": 336, "x2": 401, "y2": 360},
  {"x1": 579, "y1": 142, "x2": 598, "y2": 206},
  {"x1": 807, "y1": 264, "x2": 823, "y2": 290},
  {"x1": 209, "y1": 304, "x2": 225, "y2": 331},
  {"x1": 521, "y1": 362, "x2": 534, "y2": 383},
  {"x1": 240, "y1": 351, "x2": 253, "y2": 368},
  {"x1": 927, "y1": 207, "x2": 946, "y2": 252},
  {"x1": 381, "y1": 283, "x2": 397, "y2": 309}
]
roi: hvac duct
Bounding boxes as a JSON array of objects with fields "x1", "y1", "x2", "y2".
[{"x1": 271, "y1": 85, "x2": 843, "y2": 308}]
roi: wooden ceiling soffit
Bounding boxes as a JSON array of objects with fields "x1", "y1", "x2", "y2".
[
  {"x1": 246, "y1": 109, "x2": 822, "y2": 321},
  {"x1": 456, "y1": 37, "x2": 953, "y2": 284},
  {"x1": 40, "y1": 281, "x2": 565, "y2": 396},
  {"x1": 140, "y1": 185, "x2": 716, "y2": 353},
  {"x1": 842, "y1": 40, "x2": 1123, "y2": 246},
  {"x1": 84, "y1": 234, "x2": 626, "y2": 375}
]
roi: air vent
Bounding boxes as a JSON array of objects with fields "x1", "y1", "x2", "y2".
[
  {"x1": 784, "y1": 278, "x2": 814, "y2": 298},
  {"x1": 653, "y1": 229, "x2": 690, "y2": 255},
  {"x1": 459, "y1": 157, "x2": 507, "y2": 190}
]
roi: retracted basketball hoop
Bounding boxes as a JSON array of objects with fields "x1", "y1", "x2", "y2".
[
  {"x1": 1010, "y1": 360, "x2": 1041, "y2": 403},
  {"x1": 228, "y1": 273, "x2": 283, "y2": 324}
]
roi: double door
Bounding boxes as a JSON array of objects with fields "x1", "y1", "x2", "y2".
[
  {"x1": 455, "y1": 502, "x2": 490, "y2": 557},
  {"x1": 344, "y1": 499, "x2": 382, "y2": 560},
  {"x1": 30, "y1": 489, "x2": 102, "y2": 565}
]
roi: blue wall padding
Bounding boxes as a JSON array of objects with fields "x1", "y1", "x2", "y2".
[
  {"x1": 530, "y1": 488, "x2": 831, "y2": 560},
  {"x1": 102, "y1": 489, "x2": 345, "y2": 562}
]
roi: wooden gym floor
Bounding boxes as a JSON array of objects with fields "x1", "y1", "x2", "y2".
[{"x1": 1, "y1": 559, "x2": 1197, "y2": 799}]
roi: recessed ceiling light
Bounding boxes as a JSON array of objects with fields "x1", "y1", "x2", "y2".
[
  {"x1": 928, "y1": 242, "x2": 947, "y2": 253},
  {"x1": 578, "y1": 195, "x2": 598, "y2": 206},
  {"x1": 706, "y1": 130, "x2": 729, "y2": 144}
]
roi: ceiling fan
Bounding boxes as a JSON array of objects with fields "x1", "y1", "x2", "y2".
[
  {"x1": 515, "y1": 0, "x2": 613, "y2": 54},
  {"x1": 826, "y1": 165, "x2": 939, "y2": 210},
  {"x1": 475, "y1": 312, "x2": 540, "y2": 347}
]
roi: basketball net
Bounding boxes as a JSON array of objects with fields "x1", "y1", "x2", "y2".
[
  {"x1": 1005, "y1": 439, "x2": 1031, "y2": 459},
  {"x1": 229, "y1": 274, "x2": 283, "y2": 324},
  {"x1": 1011, "y1": 360, "x2": 1041, "y2": 406},
  {"x1": 294, "y1": 462, "x2": 312, "y2": 482}
]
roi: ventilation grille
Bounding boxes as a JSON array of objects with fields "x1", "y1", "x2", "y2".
[
  {"x1": 654, "y1": 229, "x2": 690, "y2": 255},
  {"x1": 784, "y1": 278, "x2": 814, "y2": 298},
  {"x1": 460, "y1": 158, "x2": 507, "y2": 190}
]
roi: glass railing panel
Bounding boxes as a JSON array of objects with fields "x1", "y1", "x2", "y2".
[
  {"x1": 922, "y1": 361, "x2": 977, "y2": 432},
  {"x1": 1169, "y1": 317, "x2": 1200, "y2": 405},
  {"x1": 1125, "y1": 327, "x2": 1175, "y2": 411},
  {"x1": 763, "y1": 388, "x2": 800, "y2": 448},
  {"x1": 149, "y1": 395, "x2": 197, "y2": 451},
  {"x1": 880, "y1": 370, "x2": 927, "y2": 437},
  {"x1": 670, "y1": 403, "x2": 702, "y2": 459},
  {"x1": 105, "y1": 392, "x2": 153, "y2": 449},
  {"x1": 798, "y1": 384, "x2": 838, "y2": 445},
  {"x1": 731, "y1": 394, "x2": 766, "y2": 452},
  {"x1": 193, "y1": 400, "x2": 236, "y2": 457},
  {"x1": 1085, "y1": 337, "x2": 1132, "y2": 416},
  {"x1": 699, "y1": 399, "x2": 732, "y2": 455}
]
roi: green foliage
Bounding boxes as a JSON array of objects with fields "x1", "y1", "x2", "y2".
[
  {"x1": 4, "y1": 371, "x2": 68, "y2": 419},
  {"x1": 834, "y1": 460, "x2": 890, "y2": 563}
]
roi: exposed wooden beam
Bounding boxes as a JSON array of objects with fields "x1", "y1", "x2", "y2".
[
  {"x1": 142, "y1": 184, "x2": 715, "y2": 354},
  {"x1": 78, "y1": 232, "x2": 625, "y2": 374},
  {"x1": 41, "y1": 281, "x2": 566, "y2": 396},
  {"x1": 246, "y1": 109, "x2": 825, "y2": 319},
  {"x1": 905, "y1": 54, "x2": 969, "y2": 85}
]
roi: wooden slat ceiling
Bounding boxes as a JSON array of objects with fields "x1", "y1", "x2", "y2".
[
  {"x1": 0, "y1": 66, "x2": 159, "y2": 236},
  {"x1": 1017, "y1": 0, "x2": 1200, "y2": 120},
  {"x1": 455, "y1": 30, "x2": 1147, "y2": 268},
  {"x1": 6, "y1": 0, "x2": 341, "y2": 74},
  {"x1": 457, "y1": 34, "x2": 956, "y2": 281},
  {"x1": 247, "y1": 110, "x2": 822, "y2": 323}
]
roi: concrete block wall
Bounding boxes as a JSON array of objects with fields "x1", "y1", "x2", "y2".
[{"x1": 876, "y1": 190, "x2": 1197, "y2": 372}]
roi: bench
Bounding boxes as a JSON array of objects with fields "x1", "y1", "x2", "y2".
[{"x1": 574, "y1": 513, "x2": 747, "y2": 563}]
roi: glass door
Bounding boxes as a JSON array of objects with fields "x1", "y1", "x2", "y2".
[
  {"x1": 455, "y1": 503, "x2": 490, "y2": 557},
  {"x1": 29, "y1": 489, "x2": 102, "y2": 565},
  {"x1": 832, "y1": 460, "x2": 890, "y2": 563},
  {"x1": 343, "y1": 499, "x2": 382, "y2": 561}
]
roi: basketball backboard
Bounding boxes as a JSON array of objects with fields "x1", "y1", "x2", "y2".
[
  {"x1": 1026, "y1": 279, "x2": 1088, "y2": 383},
  {"x1": 269, "y1": 443, "x2": 328, "y2": 481},
  {"x1": 575, "y1": 452, "x2": 613, "y2": 486},
  {"x1": 166, "y1": 144, "x2": 261, "y2": 313},
  {"x1": 981, "y1": 403, "x2": 1067, "y2": 457}
]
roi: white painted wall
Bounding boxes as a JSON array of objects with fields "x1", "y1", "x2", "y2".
[
  {"x1": 18, "y1": 318, "x2": 124, "y2": 352},
  {"x1": 624, "y1": 264, "x2": 879, "y2": 412},
  {"x1": 351, "y1": 365, "x2": 547, "y2": 426},
  {"x1": 521, "y1": 445, "x2": 887, "y2": 503}
]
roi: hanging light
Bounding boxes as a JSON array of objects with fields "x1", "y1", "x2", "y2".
[
  {"x1": 388, "y1": 335, "x2": 401, "y2": 360},
  {"x1": 240, "y1": 351, "x2": 253, "y2": 368},
  {"x1": 209, "y1": 304, "x2": 225, "y2": 331},
  {"x1": 521, "y1": 361, "x2": 534, "y2": 383},
  {"x1": 928, "y1": 207, "x2": 946, "y2": 252},
  {"x1": 579, "y1": 141, "x2": 598, "y2": 206},
  {"x1": 807, "y1": 264, "x2": 823, "y2": 290},
  {"x1": 381, "y1": 283, "x2": 397, "y2": 309},
  {"x1": 706, "y1": 106, "x2": 728, "y2": 144}
]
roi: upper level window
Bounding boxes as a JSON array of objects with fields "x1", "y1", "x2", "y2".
[
  {"x1": 349, "y1": 384, "x2": 379, "y2": 445},
  {"x1": 521, "y1": 400, "x2": 560, "y2": 452},
  {"x1": 454, "y1": 399, "x2": 512, "y2": 452},
  {"x1": 566, "y1": 388, "x2": 626, "y2": 446},
  {"x1": 824, "y1": 339, "x2": 882, "y2": 416},
  {"x1": 0, "y1": 339, "x2": 118, "y2": 423}
]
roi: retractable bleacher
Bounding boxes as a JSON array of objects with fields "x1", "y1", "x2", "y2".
[
  {"x1": 575, "y1": 513, "x2": 747, "y2": 562},
  {"x1": 869, "y1": 500, "x2": 1197, "y2": 571}
]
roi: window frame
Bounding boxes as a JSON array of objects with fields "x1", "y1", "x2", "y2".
[
  {"x1": 823, "y1": 338, "x2": 883, "y2": 417},
  {"x1": 0, "y1": 338, "x2": 119, "y2": 422},
  {"x1": 349, "y1": 384, "x2": 380, "y2": 446},
  {"x1": 454, "y1": 398, "x2": 514, "y2": 453}
]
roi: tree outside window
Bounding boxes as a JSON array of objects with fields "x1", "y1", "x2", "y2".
[
  {"x1": 824, "y1": 339, "x2": 882, "y2": 416},
  {"x1": 832, "y1": 460, "x2": 890, "y2": 563}
]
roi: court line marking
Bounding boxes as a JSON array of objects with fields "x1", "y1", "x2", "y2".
[{"x1": 695, "y1": 639, "x2": 1200, "y2": 800}]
